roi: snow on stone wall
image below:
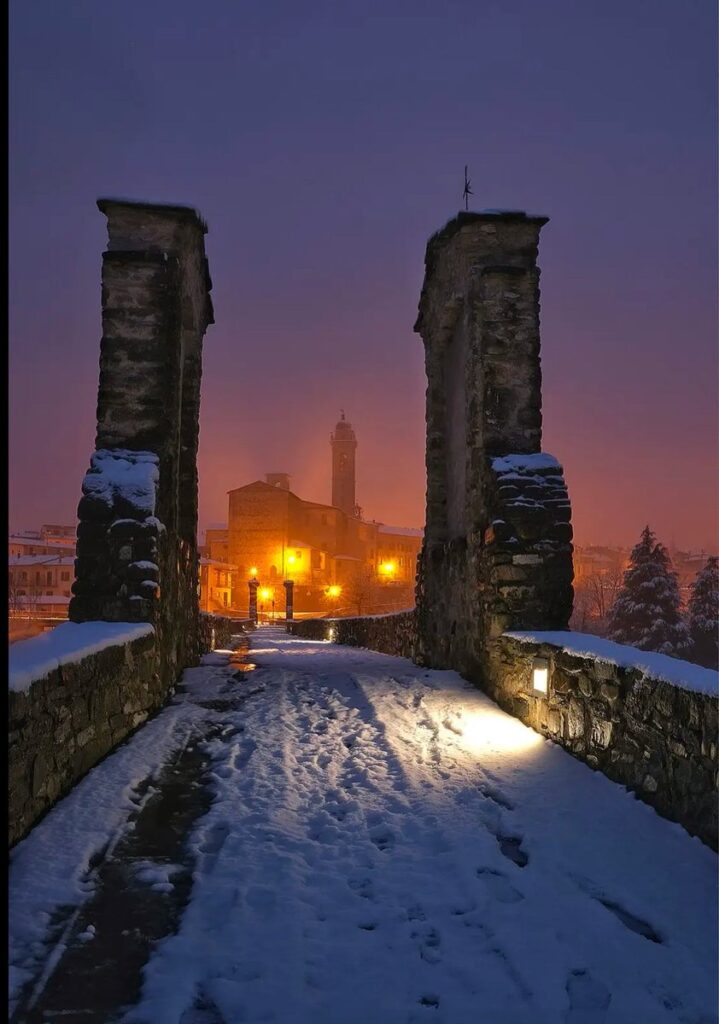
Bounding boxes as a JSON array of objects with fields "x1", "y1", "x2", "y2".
[
  {"x1": 9, "y1": 627, "x2": 160, "y2": 847},
  {"x1": 8, "y1": 621, "x2": 155, "y2": 694},
  {"x1": 488, "y1": 633, "x2": 718, "y2": 849},
  {"x1": 81, "y1": 449, "x2": 159, "y2": 518}
]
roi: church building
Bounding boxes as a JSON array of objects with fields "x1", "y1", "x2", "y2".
[{"x1": 210, "y1": 414, "x2": 422, "y2": 617}]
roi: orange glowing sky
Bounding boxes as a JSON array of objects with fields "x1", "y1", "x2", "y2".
[{"x1": 9, "y1": 1, "x2": 718, "y2": 553}]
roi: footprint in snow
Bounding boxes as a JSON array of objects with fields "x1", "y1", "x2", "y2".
[
  {"x1": 232, "y1": 739, "x2": 257, "y2": 769},
  {"x1": 565, "y1": 969, "x2": 611, "y2": 1023},
  {"x1": 476, "y1": 868, "x2": 524, "y2": 903},
  {"x1": 497, "y1": 834, "x2": 529, "y2": 868},
  {"x1": 407, "y1": 904, "x2": 427, "y2": 922},
  {"x1": 198, "y1": 822, "x2": 230, "y2": 867},
  {"x1": 594, "y1": 896, "x2": 662, "y2": 943},
  {"x1": 412, "y1": 924, "x2": 442, "y2": 965},
  {"x1": 442, "y1": 717, "x2": 463, "y2": 736},
  {"x1": 369, "y1": 824, "x2": 395, "y2": 851},
  {"x1": 348, "y1": 876, "x2": 375, "y2": 901}
]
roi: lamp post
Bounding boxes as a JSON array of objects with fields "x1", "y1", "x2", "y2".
[
  {"x1": 284, "y1": 579, "x2": 295, "y2": 620},
  {"x1": 248, "y1": 577, "x2": 259, "y2": 625}
]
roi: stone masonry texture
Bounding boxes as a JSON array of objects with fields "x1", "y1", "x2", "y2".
[
  {"x1": 8, "y1": 199, "x2": 215, "y2": 847},
  {"x1": 8, "y1": 632, "x2": 158, "y2": 848},
  {"x1": 413, "y1": 211, "x2": 573, "y2": 692},
  {"x1": 70, "y1": 199, "x2": 214, "y2": 690},
  {"x1": 288, "y1": 612, "x2": 417, "y2": 660},
  {"x1": 490, "y1": 635, "x2": 718, "y2": 850}
]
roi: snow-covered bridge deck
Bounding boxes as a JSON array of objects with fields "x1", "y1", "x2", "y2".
[{"x1": 10, "y1": 628, "x2": 718, "y2": 1023}]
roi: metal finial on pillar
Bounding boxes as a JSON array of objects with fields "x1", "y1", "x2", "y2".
[{"x1": 463, "y1": 165, "x2": 473, "y2": 211}]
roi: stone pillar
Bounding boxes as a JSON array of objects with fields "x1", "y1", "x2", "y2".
[
  {"x1": 283, "y1": 579, "x2": 294, "y2": 620},
  {"x1": 70, "y1": 199, "x2": 214, "y2": 687},
  {"x1": 414, "y1": 211, "x2": 573, "y2": 685},
  {"x1": 248, "y1": 578, "x2": 259, "y2": 624}
]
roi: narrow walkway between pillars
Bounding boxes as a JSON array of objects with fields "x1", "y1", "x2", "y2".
[{"x1": 9, "y1": 629, "x2": 718, "y2": 1024}]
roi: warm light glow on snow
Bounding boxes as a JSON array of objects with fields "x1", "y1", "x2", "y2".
[{"x1": 457, "y1": 708, "x2": 543, "y2": 756}]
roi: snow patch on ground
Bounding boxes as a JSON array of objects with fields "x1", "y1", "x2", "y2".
[
  {"x1": 8, "y1": 628, "x2": 717, "y2": 1023},
  {"x1": 506, "y1": 630, "x2": 719, "y2": 696},
  {"x1": 8, "y1": 621, "x2": 155, "y2": 693},
  {"x1": 8, "y1": 698, "x2": 198, "y2": 1005}
]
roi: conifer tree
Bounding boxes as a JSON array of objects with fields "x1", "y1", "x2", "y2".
[
  {"x1": 607, "y1": 526, "x2": 690, "y2": 657},
  {"x1": 687, "y1": 556, "x2": 719, "y2": 670}
]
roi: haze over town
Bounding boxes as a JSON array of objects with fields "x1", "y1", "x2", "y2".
[{"x1": 9, "y1": 0, "x2": 718, "y2": 553}]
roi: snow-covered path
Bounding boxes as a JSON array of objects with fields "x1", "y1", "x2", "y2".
[{"x1": 10, "y1": 627, "x2": 718, "y2": 1024}]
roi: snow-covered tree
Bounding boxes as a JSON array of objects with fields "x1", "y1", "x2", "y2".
[
  {"x1": 687, "y1": 556, "x2": 719, "y2": 670},
  {"x1": 607, "y1": 526, "x2": 690, "y2": 657}
]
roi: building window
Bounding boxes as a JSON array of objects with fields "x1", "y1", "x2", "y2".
[{"x1": 61, "y1": 572, "x2": 70, "y2": 581}]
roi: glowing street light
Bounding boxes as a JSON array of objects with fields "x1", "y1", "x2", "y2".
[
  {"x1": 259, "y1": 588, "x2": 272, "y2": 601},
  {"x1": 249, "y1": 566, "x2": 258, "y2": 578},
  {"x1": 379, "y1": 561, "x2": 396, "y2": 578},
  {"x1": 327, "y1": 585, "x2": 341, "y2": 599}
]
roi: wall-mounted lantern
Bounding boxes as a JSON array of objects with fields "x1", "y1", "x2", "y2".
[{"x1": 532, "y1": 656, "x2": 549, "y2": 695}]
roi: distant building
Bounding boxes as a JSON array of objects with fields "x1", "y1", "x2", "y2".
[
  {"x1": 199, "y1": 557, "x2": 236, "y2": 613},
  {"x1": 9, "y1": 524, "x2": 75, "y2": 559},
  {"x1": 8, "y1": 553, "x2": 75, "y2": 620},
  {"x1": 225, "y1": 414, "x2": 423, "y2": 616}
]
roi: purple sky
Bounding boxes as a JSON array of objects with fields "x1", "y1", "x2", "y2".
[{"x1": 10, "y1": 0, "x2": 718, "y2": 550}]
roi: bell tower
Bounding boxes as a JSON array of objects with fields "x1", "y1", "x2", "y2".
[{"x1": 330, "y1": 411, "x2": 357, "y2": 516}]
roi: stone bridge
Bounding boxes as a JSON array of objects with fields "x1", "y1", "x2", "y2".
[{"x1": 8, "y1": 200, "x2": 718, "y2": 1024}]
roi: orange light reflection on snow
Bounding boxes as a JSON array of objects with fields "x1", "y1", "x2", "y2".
[{"x1": 449, "y1": 707, "x2": 543, "y2": 757}]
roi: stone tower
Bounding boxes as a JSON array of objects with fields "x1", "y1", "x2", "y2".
[
  {"x1": 331, "y1": 412, "x2": 357, "y2": 516},
  {"x1": 414, "y1": 210, "x2": 573, "y2": 681}
]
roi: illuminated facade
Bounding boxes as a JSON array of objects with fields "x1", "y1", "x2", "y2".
[{"x1": 225, "y1": 415, "x2": 423, "y2": 616}]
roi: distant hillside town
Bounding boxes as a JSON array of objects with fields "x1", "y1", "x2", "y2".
[{"x1": 8, "y1": 434, "x2": 716, "y2": 659}]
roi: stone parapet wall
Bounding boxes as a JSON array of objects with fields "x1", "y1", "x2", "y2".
[
  {"x1": 489, "y1": 634, "x2": 718, "y2": 849},
  {"x1": 288, "y1": 612, "x2": 417, "y2": 660},
  {"x1": 9, "y1": 632, "x2": 160, "y2": 848},
  {"x1": 198, "y1": 612, "x2": 251, "y2": 654}
]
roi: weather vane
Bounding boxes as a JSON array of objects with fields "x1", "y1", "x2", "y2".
[{"x1": 463, "y1": 165, "x2": 473, "y2": 211}]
